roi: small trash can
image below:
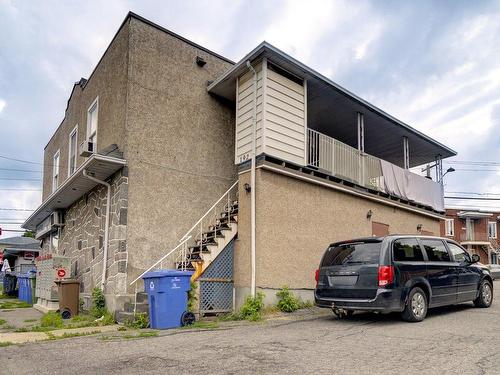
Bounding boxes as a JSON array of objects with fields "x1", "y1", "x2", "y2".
[
  {"x1": 55, "y1": 279, "x2": 80, "y2": 319},
  {"x1": 143, "y1": 270, "x2": 193, "y2": 329}
]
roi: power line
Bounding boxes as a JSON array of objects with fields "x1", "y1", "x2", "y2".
[
  {"x1": 0, "y1": 229, "x2": 28, "y2": 233},
  {"x1": 445, "y1": 196, "x2": 500, "y2": 201},
  {"x1": 0, "y1": 154, "x2": 42, "y2": 165},
  {"x1": 445, "y1": 191, "x2": 500, "y2": 196},
  {"x1": 0, "y1": 208, "x2": 34, "y2": 212},
  {"x1": 0, "y1": 188, "x2": 41, "y2": 191},
  {"x1": 451, "y1": 168, "x2": 500, "y2": 172},
  {"x1": 0, "y1": 167, "x2": 42, "y2": 173},
  {"x1": 0, "y1": 178, "x2": 41, "y2": 181},
  {"x1": 446, "y1": 160, "x2": 500, "y2": 166}
]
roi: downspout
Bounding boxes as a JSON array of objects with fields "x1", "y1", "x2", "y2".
[
  {"x1": 83, "y1": 169, "x2": 111, "y2": 290},
  {"x1": 246, "y1": 60, "x2": 257, "y2": 297}
]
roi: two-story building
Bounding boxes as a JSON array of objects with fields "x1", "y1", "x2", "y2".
[
  {"x1": 23, "y1": 12, "x2": 456, "y2": 319},
  {"x1": 441, "y1": 208, "x2": 500, "y2": 266}
]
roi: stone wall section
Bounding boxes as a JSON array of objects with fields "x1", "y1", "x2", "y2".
[{"x1": 55, "y1": 167, "x2": 128, "y2": 305}]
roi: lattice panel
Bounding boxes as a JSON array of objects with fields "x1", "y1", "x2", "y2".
[{"x1": 199, "y1": 239, "x2": 234, "y2": 313}]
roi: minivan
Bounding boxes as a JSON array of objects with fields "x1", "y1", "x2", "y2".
[{"x1": 314, "y1": 235, "x2": 493, "y2": 322}]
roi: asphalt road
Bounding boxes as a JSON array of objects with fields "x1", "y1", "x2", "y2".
[{"x1": 2, "y1": 283, "x2": 500, "y2": 375}]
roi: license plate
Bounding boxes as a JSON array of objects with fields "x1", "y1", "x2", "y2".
[{"x1": 328, "y1": 275, "x2": 358, "y2": 286}]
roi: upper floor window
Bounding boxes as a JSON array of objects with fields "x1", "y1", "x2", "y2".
[
  {"x1": 489, "y1": 222, "x2": 497, "y2": 239},
  {"x1": 87, "y1": 97, "x2": 98, "y2": 147},
  {"x1": 52, "y1": 150, "x2": 60, "y2": 192},
  {"x1": 68, "y1": 125, "x2": 78, "y2": 176},
  {"x1": 444, "y1": 219, "x2": 454, "y2": 236},
  {"x1": 421, "y1": 239, "x2": 451, "y2": 262}
]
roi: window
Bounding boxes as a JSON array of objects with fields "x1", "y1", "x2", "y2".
[
  {"x1": 68, "y1": 125, "x2": 78, "y2": 176},
  {"x1": 421, "y1": 239, "x2": 451, "y2": 262},
  {"x1": 447, "y1": 242, "x2": 471, "y2": 263},
  {"x1": 321, "y1": 241, "x2": 382, "y2": 267},
  {"x1": 52, "y1": 150, "x2": 60, "y2": 192},
  {"x1": 87, "y1": 97, "x2": 98, "y2": 147},
  {"x1": 393, "y1": 238, "x2": 424, "y2": 262},
  {"x1": 445, "y1": 219, "x2": 454, "y2": 236},
  {"x1": 488, "y1": 222, "x2": 497, "y2": 239}
]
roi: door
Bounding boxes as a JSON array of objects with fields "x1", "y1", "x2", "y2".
[
  {"x1": 420, "y1": 239, "x2": 458, "y2": 307},
  {"x1": 447, "y1": 242, "x2": 481, "y2": 302}
]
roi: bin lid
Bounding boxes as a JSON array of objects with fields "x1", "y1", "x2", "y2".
[
  {"x1": 54, "y1": 279, "x2": 80, "y2": 284},
  {"x1": 142, "y1": 270, "x2": 194, "y2": 279}
]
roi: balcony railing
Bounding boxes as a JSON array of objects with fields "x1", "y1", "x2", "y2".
[
  {"x1": 306, "y1": 129, "x2": 444, "y2": 211},
  {"x1": 460, "y1": 231, "x2": 489, "y2": 242}
]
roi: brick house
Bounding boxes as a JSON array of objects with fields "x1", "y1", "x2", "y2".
[
  {"x1": 440, "y1": 208, "x2": 500, "y2": 265},
  {"x1": 23, "y1": 12, "x2": 456, "y2": 318}
]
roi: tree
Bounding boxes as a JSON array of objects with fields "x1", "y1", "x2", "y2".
[{"x1": 22, "y1": 230, "x2": 35, "y2": 239}]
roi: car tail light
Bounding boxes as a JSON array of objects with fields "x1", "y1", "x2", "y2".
[
  {"x1": 378, "y1": 265, "x2": 394, "y2": 287},
  {"x1": 315, "y1": 269, "x2": 320, "y2": 284}
]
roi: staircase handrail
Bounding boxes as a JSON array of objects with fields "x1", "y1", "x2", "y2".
[
  {"x1": 179, "y1": 180, "x2": 239, "y2": 243},
  {"x1": 129, "y1": 235, "x2": 191, "y2": 286}
]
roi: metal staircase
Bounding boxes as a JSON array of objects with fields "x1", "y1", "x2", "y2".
[{"x1": 125, "y1": 181, "x2": 239, "y2": 319}]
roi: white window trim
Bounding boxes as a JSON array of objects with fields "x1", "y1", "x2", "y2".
[
  {"x1": 489, "y1": 221, "x2": 497, "y2": 239},
  {"x1": 87, "y1": 96, "x2": 99, "y2": 150},
  {"x1": 52, "y1": 149, "x2": 60, "y2": 192},
  {"x1": 445, "y1": 218, "x2": 454, "y2": 236},
  {"x1": 68, "y1": 124, "x2": 78, "y2": 176}
]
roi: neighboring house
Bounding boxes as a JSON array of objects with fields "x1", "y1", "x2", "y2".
[
  {"x1": 0, "y1": 236, "x2": 40, "y2": 274},
  {"x1": 440, "y1": 208, "x2": 500, "y2": 265},
  {"x1": 23, "y1": 12, "x2": 456, "y2": 318}
]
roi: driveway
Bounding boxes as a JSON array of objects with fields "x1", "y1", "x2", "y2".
[{"x1": 2, "y1": 282, "x2": 500, "y2": 375}]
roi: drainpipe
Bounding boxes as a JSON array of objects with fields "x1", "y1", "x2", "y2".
[
  {"x1": 246, "y1": 60, "x2": 257, "y2": 297},
  {"x1": 83, "y1": 169, "x2": 111, "y2": 290}
]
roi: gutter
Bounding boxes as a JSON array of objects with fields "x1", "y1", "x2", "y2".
[{"x1": 83, "y1": 170, "x2": 111, "y2": 290}]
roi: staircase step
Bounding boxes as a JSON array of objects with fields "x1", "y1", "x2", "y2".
[
  {"x1": 124, "y1": 301, "x2": 149, "y2": 314},
  {"x1": 176, "y1": 262, "x2": 195, "y2": 271},
  {"x1": 189, "y1": 245, "x2": 211, "y2": 252}
]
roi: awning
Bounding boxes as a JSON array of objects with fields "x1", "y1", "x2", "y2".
[
  {"x1": 22, "y1": 153, "x2": 127, "y2": 231},
  {"x1": 208, "y1": 42, "x2": 456, "y2": 167},
  {"x1": 457, "y1": 211, "x2": 493, "y2": 219},
  {"x1": 3, "y1": 248, "x2": 40, "y2": 257}
]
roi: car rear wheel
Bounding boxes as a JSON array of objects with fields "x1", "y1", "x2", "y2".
[
  {"x1": 474, "y1": 280, "x2": 493, "y2": 308},
  {"x1": 402, "y1": 287, "x2": 427, "y2": 322}
]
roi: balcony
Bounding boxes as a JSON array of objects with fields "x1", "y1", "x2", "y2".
[
  {"x1": 307, "y1": 129, "x2": 444, "y2": 211},
  {"x1": 460, "y1": 231, "x2": 489, "y2": 243}
]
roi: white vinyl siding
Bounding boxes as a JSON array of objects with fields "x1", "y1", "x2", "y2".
[
  {"x1": 87, "y1": 97, "x2": 98, "y2": 148},
  {"x1": 489, "y1": 222, "x2": 497, "y2": 239},
  {"x1": 52, "y1": 150, "x2": 60, "y2": 192},
  {"x1": 68, "y1": 125, "x2": 78, "y2": 176},
  {"x1": 444, "y1": 218, "x2": 454, "y2": 236},
  {"x1": 235, "y1": 60, "x2": 306, "y2": 166}
]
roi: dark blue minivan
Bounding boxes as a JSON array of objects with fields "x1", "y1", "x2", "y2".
[{"x1": 314, "y1": 235, "x2": 493, "y2": 322}]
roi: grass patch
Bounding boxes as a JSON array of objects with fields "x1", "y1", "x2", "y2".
[
  {"x1": 0, "y1": 300, "x2": 32, "y2": 309},
  {"x1": 117, "y1": 326, "x2": 127, "y2": 332},
  {"x1": 41, "y1": 311, "x2": 64, "y2": 328},
  {"x1": 0, "y1": 341, "x2": 14, "y2": 347},
  {"x1": 181, "y1": 321, "x2": 218, "y2": 329},
  {"x1": 0, "y1": 319, "x2": 7, "y2": 325},
  {"x1": 122, "y1": 331, "x2": 159, "y2": 339},
  {"x1": 0, "y1": 294, "x2": 18, "y2": 299},
  {"x1": 45, "y1": 330, "x2": 101, "y2": 341},
  {"x1": 23, "y1": 319, "x2": 38, "y2": 323},
  {"x1": 124, "y1": 312, "x2": 149, "y2": 329}
]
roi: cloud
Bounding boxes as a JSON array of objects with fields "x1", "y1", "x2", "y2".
[{"x1": 0, "y1": 99, "x2": 5, "y2": 113}]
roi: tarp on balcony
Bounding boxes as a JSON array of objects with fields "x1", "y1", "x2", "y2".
[{"x1": 380, "y1": 160, "x2": 444, "y2": 212}]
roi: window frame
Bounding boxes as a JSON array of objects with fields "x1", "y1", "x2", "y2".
[
  {"x1": 68, "y1": 124, "x2": 78, "y2": 176},
  {"x1": 444, "y1": 218, "x2": 454, "y2": 236},
  {"x1": 86, "y1": 97, "x2": 99, "y2": 149},
  {"x1": 488, "y1": 221, "x2": 497, "y2": 239},
  {"x1": 52, "y1": 149, "x2": 60, "y2": 192}
]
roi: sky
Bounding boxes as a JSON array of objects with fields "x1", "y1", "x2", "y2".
[{"x1": 1, "y1": 0, "x2": 500, "y2": 238}]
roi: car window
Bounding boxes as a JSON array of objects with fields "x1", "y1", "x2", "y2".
[
  {"x1": 447, "y1": 242, "x2": 471, "y2": 263},
  {"x1": 421, "y1": 239, "x2": 451, "y2": 262},
  {"x1": 321, "y1": 241, "x2": 382, "y2": 267},
  {"x1": 393, "y1": 238, "x2": 424, "y2": 261}
]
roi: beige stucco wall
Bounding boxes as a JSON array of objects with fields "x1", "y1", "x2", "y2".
[
  {"x1": 234, "y1": 166, "x2": 440, "y2": 303},
  {"x1": 42, "y1": 21, "x2": 130, "y2": 200},
  {"x1": 124, "y1": 18, "x2": 237, "y2": 288}
]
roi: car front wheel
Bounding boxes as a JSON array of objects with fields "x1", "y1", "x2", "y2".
[
  {"x1": 402, "y1": 287, "x2": 428, "y2": 322},
  {"x1": 474, "y1": 280, "x2": 493, "y2": 308}
]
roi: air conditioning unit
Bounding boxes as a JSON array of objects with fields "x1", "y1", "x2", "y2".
[
  {"x1": 50, "y1": 210, "x2": 65, "y2": 228},
  {"x1": 79, "y1": 141, "x2": 94, "y2": 157}
]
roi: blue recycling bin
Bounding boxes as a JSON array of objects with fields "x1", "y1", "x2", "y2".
[
  {"x1": 17, "y1": 271, "x2": 36, "y2": 304},
  {"x1": 142, "y1": 270, "x2": 193, "y2": 329}
]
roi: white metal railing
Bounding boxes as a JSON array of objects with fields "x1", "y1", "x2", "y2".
[
  {"x1": 307, "y1": 129, "x2": 383, "y2": 190},
  {"x1": 128, "y1": 180, "x2": 239, "y2": 315}
]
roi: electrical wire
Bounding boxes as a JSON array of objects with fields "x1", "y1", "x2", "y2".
[
  {"x1": 0, "y1": 168, "x2": 42, "y2": 173},
  {"x1": 0, "y1": 208, "x2": 34, "y2": 212},
  {"x1": 445, "y1": 196, "x2": 500, "y2": 201},
  {"x1": 0, "y1": 188, "x2": 41, "y2": 191},
  {"x1": 0, "y1": 178, "x2": 41, "y2": 181}
]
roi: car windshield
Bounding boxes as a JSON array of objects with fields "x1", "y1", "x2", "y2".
[{"x1": 321, "y1": 241, "x2": 382, "y2": 267}]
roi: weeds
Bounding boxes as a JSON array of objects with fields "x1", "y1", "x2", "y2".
[
  {"x1": 125, "y1": 313, "x2": 149, "y2": 329},
  {"x1": 90, "y1": 288, "x2": 106, "y2": 318},
  {"x1": 239, "y1": 292, "x2": 265, "y2": 321},
  {"x1": 0, "y1": 341, "x2": 14, "y2": 347},
  {"x1": 0, "y1": 319, "x2": 6, "y2": 325},
  {"x1": 40, "y1": 311, "x2": 64, "y2": 328},
  {"x1": 23, "y1": 319, "x2": 38, "y2": 323},
  {"x1": 276, "y1": 286, "x2": 300, "y2": 313},
  {"x1": 181, "y1": 321, "x2": 218, "y2": 329},
  {"x1": 0, "y1": 300, "x2": 31, "y2": 309},
  {"x1": 187, "y1": 281, "x2": 198, "y2": 312}
]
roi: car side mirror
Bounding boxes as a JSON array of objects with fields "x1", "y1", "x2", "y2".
[{"x1": 471, "y1": 254, "x2": 480, "y2": 263}]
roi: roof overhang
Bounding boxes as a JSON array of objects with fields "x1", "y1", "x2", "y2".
[
  {"x1": 3, "y1": 248, "x2": 40, "y2": 257},
  {"x1": 22, "y1": 154, "x2": 127, "y2": 231},
  {"x1": 208, "y1": 42, "x2": 457, "y2": 167},
  {"x1": 457, "y1": 211, "x2": 493, "y2": 219}
]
